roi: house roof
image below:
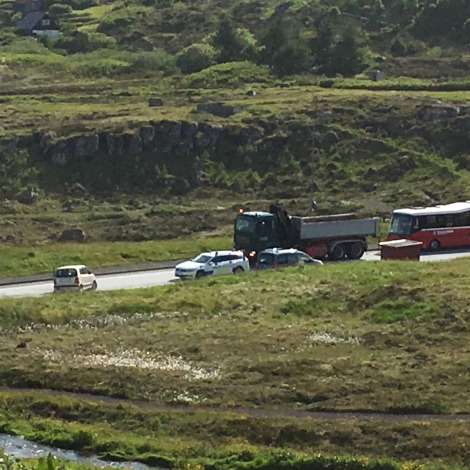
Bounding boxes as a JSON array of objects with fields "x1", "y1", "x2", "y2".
[{"x1": 17, "y1": 11, "x2": 44, "y2": 30}]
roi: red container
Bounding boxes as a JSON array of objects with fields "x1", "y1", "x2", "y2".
[{"x1": 379, "y1": 239, "x2": 423, "y2": 261}]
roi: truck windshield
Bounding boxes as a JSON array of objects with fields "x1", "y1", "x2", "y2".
[
  {"x1": 388, "y1": 214, "x2": 415, "y2": 237},
  {"x1": 235, "y1": 215, "x2": 257, "y2": 233}
]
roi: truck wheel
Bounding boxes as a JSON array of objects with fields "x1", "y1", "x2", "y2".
[
  {"x1": 329, "y1": 244, "x2": 345, "y2": 261},
  {"x1": 429, "y1": 239, "x2": 441, "y2": 251},
  {"x1": 347, "y1": 242, "x2": 365, "y2": 260}
]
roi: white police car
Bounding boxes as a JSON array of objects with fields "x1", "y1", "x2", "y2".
[{"x1": 175, "y1": 250, "x2": 250, "y2": 280}]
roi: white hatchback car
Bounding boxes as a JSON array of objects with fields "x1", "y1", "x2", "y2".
[
  {"x1": 175, "y1": 250, "x2": 250, "y2": 280},
  {"x1": 53, "y1": 265, "x2": 97, "y2": 292}
]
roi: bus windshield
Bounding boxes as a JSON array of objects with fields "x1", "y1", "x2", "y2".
[
  {"x1": 388, "y1": 214, "x2": 415, "y2": 237},
  {"x1": 235, "y1": 215, "x2": 258, "y2": 233}
]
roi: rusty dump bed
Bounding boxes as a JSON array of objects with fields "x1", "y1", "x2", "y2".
[{"x1": 291, "y1": 215, "x2": 380, "y2": 241}]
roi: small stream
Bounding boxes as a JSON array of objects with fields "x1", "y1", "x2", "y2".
[{"x1": 0, "y1": 434, "x2": 157, "y2": 470}]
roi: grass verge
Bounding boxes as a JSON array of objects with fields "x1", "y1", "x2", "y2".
[{"x1": 0, "y1": 235, "x2": 231, "y2": 279}]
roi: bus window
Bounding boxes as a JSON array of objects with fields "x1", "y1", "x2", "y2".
[
  {"x1": 425, "y1": 215, "x2": 438, "y2": 229},
  {"x1": 435, "y1": 215, "x2": 447, "y2": 228},
  {"x1": 463, "y1": 211, "x2": 470, "y2": 226},
  {"x1": 455, "y1": 211, "x2": 470, "y2": 227}
]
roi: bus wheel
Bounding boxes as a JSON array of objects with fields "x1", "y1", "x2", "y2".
[
  {"x1": 347, "y1": 242, "x2": 365, "y2": 260},
  {"x1": 329, "y1": 244, "x2": 345, "y2": 261},
  {"x1": 429, "y1": 239, "x2": 441, "y2": 251}
]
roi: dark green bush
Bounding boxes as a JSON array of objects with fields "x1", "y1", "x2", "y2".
[
  {"x1": 55, "y1": 32, "x2": 116, "y2": 54},
  {"x1": 176, "y1": 43, "x2": 217, "y2": 74},
  {"x1": 43, "y1": 0, "x2": 97, "y2": 10},
  {"x1": 48, "y1": 3, "x2": 73, "y2": 15},
  {"x1": 128, "y1": 50, "x2": 177, "y2": 75}
]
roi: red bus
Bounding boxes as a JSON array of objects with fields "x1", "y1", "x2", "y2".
[{"x1": 386, "y1": 201, "x2": 470, "y2": 250}]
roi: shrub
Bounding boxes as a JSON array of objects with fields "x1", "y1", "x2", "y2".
[
  {"x1": 55, "y1": 32, "x2": 116, "y2": 55},
  {"x1": 0, "y1": 37, "x2": 51, "y2": 54},
  {"x1": 128, "y1": 50, "x2": 177, "y2": 75},
  {"x1": 390, "y1": 39, "x2": 407, "y2": 56},
  {"x1": 142, "y1": 0, "x2": 172, "y2": 7},
  {"x1": 71, "y1": 58, "x2": 126, "y2": 77},
  {"x1": 411, "y1": 0, "x2": 470, "y2": 43},
  {"x1": 183, "y1": 61, "x2": 272, "y2": 88},
  {"x1": 176, "y1": 43, "x2": 217, "y2": 74},
  {"x1": 324, "y1": 28, "x2": 367, "y2": 77},
  {"x1": 48, "y1": 3, "x2": 73, "y2": 15},
  {"x1": 212, "y1": 19, "x2": 258, "y2": 63},
  {"x1": 0, "y1": 148, "x2": 38, "y2": 199},
  {"x1": 259, "y1": 17, "x2": 312, "y2": 77},
  {"x1": 47, "y1": 0, "x2": 98, "y2": 10}
]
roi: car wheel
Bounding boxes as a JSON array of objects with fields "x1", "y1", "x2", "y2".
[
  {"x1": 78, "y1": 285, "x2": 84, "y2": 292},
  {"x1": 196, "y1": 270, "x2": 205, "y2": 279},
  {"x1": 233, "y1": 266, "x2": 244, "y2": 274},
  {"x1": 429, "y1": 239, "x2": 441, "y2": 251},
  {"x1": 329, "y1": 244, "x2": 345, "y2": 261},
  {"x1": 91, "y1": 280, "x2": 98, "y2": 290},
  {"x1": 347, "y1": 242, "x2": 365, "y2": 260}
]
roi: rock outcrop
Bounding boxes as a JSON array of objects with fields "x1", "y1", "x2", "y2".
[
  {"x1": 418, "y1": 105, "x2": 460, "y2": 122},
  {"x1": 22, "y1": 121, "x2": 268, "y2": 163},
  {"x1": 59, "y1": 228, "x2": 86, "y2": 242}
]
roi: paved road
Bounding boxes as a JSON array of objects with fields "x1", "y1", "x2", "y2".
[
  {"x1": 0, "y1": 269, "x2": 178, "y2": 299},
  {"x1": 1, "y1": 249, "x2": 470, "y2": 299}
]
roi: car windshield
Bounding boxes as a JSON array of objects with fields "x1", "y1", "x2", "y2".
[
  {"x1": 192, "y1": 254, "x2": 212, "y2": 264},
  {"x1": 235, "y1": 215, "x2": 257, "y2": 233},
  {"x1": 388, "y1": 214, "x2": 414, "y2": 236},
  {"x1": 258, "y1": 253, "x2": 275, "y2": 266},
  {"x1": 55, "y1": 268, "x2": 77, "y2": 277}
]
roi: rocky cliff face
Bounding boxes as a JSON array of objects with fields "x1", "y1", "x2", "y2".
[
  {"x1": 3, "y1": 102, "x2": 470, "y2": 202},
  {"x1": 7, "y1": 120, "x2": 275, "y2": 163},
  {"x1": 3, "y1": 119, "x2": 318, "y2": 195}
]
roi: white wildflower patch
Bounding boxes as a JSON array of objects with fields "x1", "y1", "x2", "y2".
[
  {"x1": 0, "y1": 311, "x2": 187, "y2": 335},
  {"x1": 41, "y1": 348, "x2": 221, "y2": 381},
  {"x1": 307, "y1": 331, "x2": 360, "y2": 345},
  {"x1": 173, "y1": 391, "x2": 207, "y2": 403}
]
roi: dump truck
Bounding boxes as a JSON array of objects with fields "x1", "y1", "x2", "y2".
[{"x1": 234, "y1": 203, "x2": 380, "y2": 264}]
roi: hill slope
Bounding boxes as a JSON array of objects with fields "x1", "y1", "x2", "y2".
[{"x1": 1, "y1": 0, "x2": 470, "y2": 244}]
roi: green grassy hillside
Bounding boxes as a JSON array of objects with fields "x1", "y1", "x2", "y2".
[{"x1": 1, "y1": 0, "x2": 470, "y2": 248}]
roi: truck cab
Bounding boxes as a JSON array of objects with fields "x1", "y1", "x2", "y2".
[{"x1": 234, "y1": 211, "x2": 280, "y2": 262}]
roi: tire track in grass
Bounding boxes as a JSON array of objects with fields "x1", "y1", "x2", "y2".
[{"x1": 1, "y1": 386, "x2": 470, "y2": 421}]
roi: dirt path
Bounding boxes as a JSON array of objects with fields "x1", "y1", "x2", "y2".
[{"x1": 2, "y1": 386, "x2": 469, "y2": 421}]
